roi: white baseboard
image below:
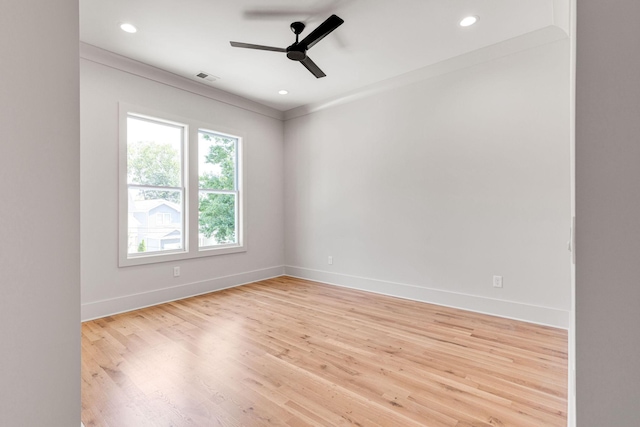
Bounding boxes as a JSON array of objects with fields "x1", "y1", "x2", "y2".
[
  {"x1": 285, "y1": 266, "x2": 569, "y2": 329},
  {"x1": 81, "y1": 266, "x2": 285, "y2": 321},
  {"x1": 82, "y1": 264, "x2": 569, "y2": 328}
]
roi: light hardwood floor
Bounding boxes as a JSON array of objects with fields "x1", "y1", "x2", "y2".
[{"x1": 81, "y1": 276, "x2": 567, "y2": 426}]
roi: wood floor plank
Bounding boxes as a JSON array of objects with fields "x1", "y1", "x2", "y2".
[{"x1": 82, "y1": 276, "x2": 567, "y2": 426}]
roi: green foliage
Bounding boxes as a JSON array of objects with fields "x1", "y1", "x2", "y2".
[
  {"x1": 128, "y1": 141, "x2": 181, "y2": 203},
  {"x1": 199, "y1": 135, "x2": 235, "y2": 191},
  {"x1": 198, "y1": 134, "x2": 236, "y2": 243},
  {"x1": 199, "y1": 194, "x2": 236, "y2": 242},
  {"x1": 137, "y1": 239, "x2": 146, "y2": 253}
]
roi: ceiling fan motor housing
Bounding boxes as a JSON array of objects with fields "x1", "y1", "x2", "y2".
[{"x1": 286, "y1": 46, "x2": 306, "y2": 61}]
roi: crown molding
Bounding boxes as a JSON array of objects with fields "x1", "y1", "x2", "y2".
[
  {"x1": 284, "y1": 25, "x2": 568, "y2": 121},
  {"x1": 80, "y1": 42, "x2": 284, "y2": 121}
]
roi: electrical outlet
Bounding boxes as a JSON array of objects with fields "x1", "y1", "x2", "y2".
[
  {"x1": 493, "y1": 275, "x2": 503, "y2": 288},
  {"x1": 328, "y1": 256, "x2": 333, "y2": 265},
  {"x1": 173, "y1": 266, "x2": 180, "y2": 277}
]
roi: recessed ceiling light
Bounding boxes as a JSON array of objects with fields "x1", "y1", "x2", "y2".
[
  {"x1": 120, "y1": 23, "x2": 138, "y2": 33},
  {"x1": 278, "y1": 90, "x2": 289, "y2": 95},
  {"x1": 459, "y1": 16, "x2": 478, "y2": 27}
]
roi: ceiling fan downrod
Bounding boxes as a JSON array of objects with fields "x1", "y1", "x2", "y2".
[{"x1": 287, "y1": 22, "x2": 307, "y2": 61}]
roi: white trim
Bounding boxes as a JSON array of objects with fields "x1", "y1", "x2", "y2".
[
  {"x1": 284, "y1": 25, "x2": 568, "y2": 121},
  {"x1": 80, "y1": 28, "x2": 567, "y2": 125},
  {"x1": 284, "y1": 266, "x2": 569, "y2": 329},
  {"x1": 81, "y1": 29, "x2": 567, "y2": 125},
  {"x1": 83, "y1": 265, "x2": 569, "y2": 327},
  {"x1": 80, "y1": 42, "x2": 283, "y2": 121},
  {"x1": 81, "y1": 266, "x2": 285, "y2": 321}
]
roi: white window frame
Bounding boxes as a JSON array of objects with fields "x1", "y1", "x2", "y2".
[{"x1": 119, "y1": 103, "x2": 246, "y2": 267}]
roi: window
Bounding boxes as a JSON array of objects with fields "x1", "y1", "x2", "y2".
[
  {"x1": 156, "y1": 213, "x2": 172, "y2": 225},
  {"x1": 119, "y1": 104, "x2": 244, "y2": 266},
  {"x1": 198, "y1": 130, "x2": 238, "y2": 248},
  {"x1": 126, "y1": 115, "x2": 185, "y2": 256}
]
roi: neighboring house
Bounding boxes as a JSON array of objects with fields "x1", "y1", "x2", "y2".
[{"x1": 128, "y1": 197, "x2": 182, "y2": 253}]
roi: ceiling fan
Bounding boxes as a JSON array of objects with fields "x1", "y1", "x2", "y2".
[{"x1": 230, "y1": 14, "x2": 344, "y2": 78}]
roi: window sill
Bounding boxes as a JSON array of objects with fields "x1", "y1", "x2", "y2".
[{"x1": 119, "y1": 244, "x2": 246, "y2": 267}]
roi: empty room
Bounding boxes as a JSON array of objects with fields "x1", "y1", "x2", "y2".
[
  {"x1": 4, "y1": 0, "x2": 640, "y2": 426},
  {"x1": 78, "y1": 1, "x2": 573, "y2": 425}
]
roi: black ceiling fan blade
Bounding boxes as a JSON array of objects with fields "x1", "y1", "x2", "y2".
[
  {"x1": 300, "y1": 14, "x2": 344, "y2": 49},
  {"x1": 300, "y1": 56, "x2": 326, "y2": 78},
  {"x1": 230, "y1": 41, "x2": 286, "y2": 52}
]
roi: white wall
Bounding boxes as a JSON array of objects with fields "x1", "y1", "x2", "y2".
[
  {"x1": 576, "y1": 0, "x2": 640, "y2": 424},
  {"x1": 80, "y1": 54, "x2": 285, "y2": 320},
  {"x1": 284, "y1": 39, "x2": 571, "y2": 327},
  {"x1": 0, "y1": 0, "x2": 80, "y2": 425}
]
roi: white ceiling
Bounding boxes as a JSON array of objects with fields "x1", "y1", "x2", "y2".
[{"x1": 80, "y1": 0, "x2": 561, "y2": 112}]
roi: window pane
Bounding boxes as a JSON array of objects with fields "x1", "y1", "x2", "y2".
[
  {"x1": 198, "y1": 192, "x2": 236, "y2": 247},
  {"x1": 128, "y1": 188, "x2": 184, "y2": 254},
  {"x1": 127, "y1": 116, "x2": 182, "y2": 187},
  {"x1": 198, "y1": 131, "x2": 236, "y2": 191}
]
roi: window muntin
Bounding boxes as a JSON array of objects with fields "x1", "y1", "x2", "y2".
[
  {"x1": 126, "y1": 115, "x2": 185, "y2": 256},
  {"x1": 198, "y1": 130, "x2": 239, "y2": 248}
]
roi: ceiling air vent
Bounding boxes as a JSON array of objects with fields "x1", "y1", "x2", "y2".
[{"x1": 195, "y1": 71, "x2": 219, "y2": 83}]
